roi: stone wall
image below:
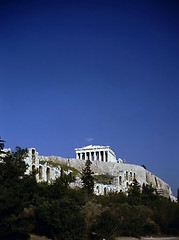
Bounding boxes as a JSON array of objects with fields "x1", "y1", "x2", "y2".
[
  {"x1": 25, "y1": 149, "x2": 61, "y2": 183},
  {"x1": 24, "y1": 148, "x2": 175, "y2": 200}
]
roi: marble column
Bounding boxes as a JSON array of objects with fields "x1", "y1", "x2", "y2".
[
  {"x1": 89, "y1": 151, "x2": 92, "y2": 161},
  {"x1": 93, "y1": 152, "x2": 96, "y2": 161},
  {"x1": 106, "y1": 151, "x2": 109, "y2": 162}
]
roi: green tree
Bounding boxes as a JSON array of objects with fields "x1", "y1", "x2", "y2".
[
  {"x1": 0, "y1": 137, "x2": 6, "y2": 156},
  {"x1": 142, "y1": 183, "x2": 158, "y2": 205},
  {"x1": 35, "y1": 198, "x2": 86, "y2": 240},
  {"x1": 152, "y1": 197, "x2": 179, "y2": 235},
  {"x1": 127, "y1": 179, "x2": 141, "y2": 205},
  {"x1": 82, "y1": 159, "x2": 94, "y2": 196},
  {"x1": 0, "y1": 147, "x2": 28, "y2": 191},
  {"x1": 0, "y1": 147, "x2": 35, "y2": 240},
  {"x1": 91, "y1": 210, "x2": 118, "y2": 240},
  {"x1": 115, "y1": 204, "x2": 158, "y2": 237},
  {"x1": 0, "y1": 137, "x2": 5, "y2": 150}
]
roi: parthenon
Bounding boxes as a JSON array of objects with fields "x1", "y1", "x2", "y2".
[{"x1": 75, "y1": 145, "x2": 116, "y2": 162}]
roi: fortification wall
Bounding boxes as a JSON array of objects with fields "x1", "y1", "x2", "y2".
[
  {"x1": 41, "y1": 155, "x2": 173, "y2": 198},
  {"x1": 24, "y1": 149, "x2": 175, "y2": 200}
]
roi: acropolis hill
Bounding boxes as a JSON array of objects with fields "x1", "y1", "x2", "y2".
[{"x1": 24, "y1": 145, "x2": 176, "y2": 201}]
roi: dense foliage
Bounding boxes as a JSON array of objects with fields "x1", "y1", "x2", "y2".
[
  {"x1": 0, "y1": 141, "x2": 179, "y2": 240},
  {"x1": 82, "y1": 159, "x2": 94, "y2": 196}
]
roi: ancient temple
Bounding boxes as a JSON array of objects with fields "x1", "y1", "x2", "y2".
[{"x1": 75, "y1": 145, "x2": 116, "y2": 162}]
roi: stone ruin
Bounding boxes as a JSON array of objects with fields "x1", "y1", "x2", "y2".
[{"x1": 24, "y1": 145, "x2": 177, "y2": 201}]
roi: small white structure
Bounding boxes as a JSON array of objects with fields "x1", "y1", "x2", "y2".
[{"x1": 75, "y1": 145, "x2": 117, "y2": 163}]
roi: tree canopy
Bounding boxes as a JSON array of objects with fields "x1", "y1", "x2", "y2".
[
  {"x1": 82, "y1": 159, "x2": 94, "y2": 196},
  {"x1": 0, "y1": 140, "x2": 179, "y2": 240}
]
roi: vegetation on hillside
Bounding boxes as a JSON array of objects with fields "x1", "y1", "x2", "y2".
[
  {"x1": 93, "y1": 174, "x2": 114, "y2": 185},
  {"x1": 82, "y1": 159, "x2": 94, "y2": 196},
  {"x1": 0, "y1": 139, "x2": 179, "y2": 240}
]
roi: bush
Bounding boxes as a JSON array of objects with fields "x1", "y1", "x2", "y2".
[
  {"x1": 91, "y1": 210, "x2": 118, "y2": 240},
  {"x1": 35, "y1": 198, "x2": 86, "y2": 240}
]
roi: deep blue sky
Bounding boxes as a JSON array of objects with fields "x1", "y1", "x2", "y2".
[{"x1": 1, "y1": 0, "x2": 179, "y2": 196}]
